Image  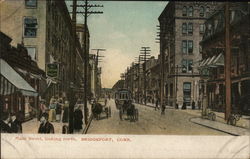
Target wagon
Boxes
[91,100,111,120]
[115,89,138,121]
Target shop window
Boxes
[188,23,193,35]
[25,0,37,8]
[182,23,187,34]
[182,6,187,16]
[24,17,38,37]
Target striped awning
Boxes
[0,59,38,96]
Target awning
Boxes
[211,53,224,66]
[0,59,38,96]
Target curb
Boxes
[190,117,249,136]
[82,114,93,134]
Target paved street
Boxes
[87,99,227,135]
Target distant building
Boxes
[158,2,219,107]
[199,2,250,114]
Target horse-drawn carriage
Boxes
[115,89,138,121]
[91,99,111,120]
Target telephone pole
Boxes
[72,0,103,126]
[91,49,105,99]
[140,47,151,105]
[225,2,231,120]
[68,0,78,134]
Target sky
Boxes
[67,1,168,88]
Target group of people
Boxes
[39,96,69,124]
[38,98,85,134]
[0,112,22,133]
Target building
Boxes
[0,0,85,102]
[158,2,218,107]
[145,57,161,104]
[199,2,250,114]
[0,31,45,120]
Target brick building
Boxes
[199,2,250,114]
[158,2,218,108]
[0,0,86,102]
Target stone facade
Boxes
[159,2,218,107]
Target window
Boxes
[199,24,205,33]
[188,6,193,17]
[183,82,192,105]
[182,40,187,54]
[200,6,205,17]
[182,59,193,73]
[182,6,187,16]
[182,23,187,34]
[26,47,37,61]
[188,23,193,34]
[188,40,193,54]
[206,7,210,17]
[24,17,37,37]
[25,0,37,8]
[182,59,187,73]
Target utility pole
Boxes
[225,2,231,120]
[73,0,103,125]
[68,0,77,134]
[140,47,151,105]
[156,24,167,111]
[134,56,141,103]
[91,49,105,99]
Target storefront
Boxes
[0,59,38,121]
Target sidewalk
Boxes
[137,102,250,135]
[22,102,93,134]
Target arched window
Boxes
[188,6,193,17]
[182,6,187,16]
[200,6,205,17]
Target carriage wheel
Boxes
[135,109,139,121]
[109,107,111,117]
[119,109,123,120]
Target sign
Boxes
[46,63,58,78]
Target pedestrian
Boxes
[161,104,165,115]
[39,99,47,119]
[38,113,54,134]
[55,98,63,122]
[104,97,107,106]
[10,112,22,133]
[0,112,12,133]
[62,100,69,123]
[48,97,56,122]
[192,100,196,110]
[155,98,159,111]
[182,102,187,110]
[73,104,83,133]
[198,100,201,110]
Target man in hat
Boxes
[38,113,54,134]
[10,112,22,133]
[0,112,12,133]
